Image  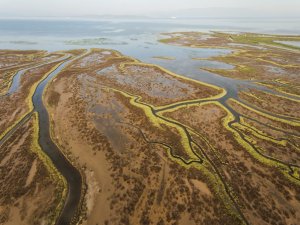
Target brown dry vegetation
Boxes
[0,117,64,225]
[164,103,300,225]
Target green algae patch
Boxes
[152,56,176,60]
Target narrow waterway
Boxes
[7,55,70,95]
[31,57,82,225]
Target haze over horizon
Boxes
[0,0,300,18]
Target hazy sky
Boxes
[0,0,300,17]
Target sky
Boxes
[0,0,300,17]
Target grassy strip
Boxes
[238,38,300,51]
[229,98,300,127]
[218,102,300,185]
[239,117,288,146]
[238,92,300,122]
[160,32,300,51]
[257,58,299,68]
[254,82,300,98]
[152,56,175,60]
[224,32,300,51]
[234,121,300,156]
[159,37,233,50]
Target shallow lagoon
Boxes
[0,18,299,96]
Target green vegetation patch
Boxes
[65,38,127,45]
